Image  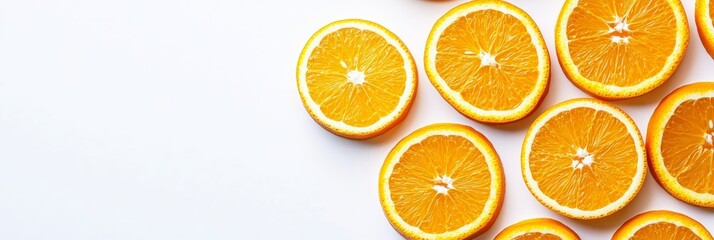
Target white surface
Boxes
[0,0,712,239]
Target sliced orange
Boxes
[296,19,417,139]
[696,0,714,58]
[379,123,504,239]
[555,0,689,100]
[424,0,550,124]
[612,210,713,240]
[494,218,580,240]
[647,82,714,208]
[521,98,647,219]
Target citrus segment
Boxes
[647,82,714,207]
[379,123,504,239]
[425,0,550,123]
[494,218,580,240]
[296,19,417,139]
[522,98,646,219]
[612,210,713,240]
[556,0,688,99]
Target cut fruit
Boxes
[424,0,550,123]
[494,218,580,240]
[612,210,713,240]
[296,19,417,139]
[696,0,714,58]
[521,98,646,219]
[555,0,689,100]
[647,82,714,208]
[379,123,504,239]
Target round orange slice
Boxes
[494,218,580,240]
[696,0,714,58]
[522,98,647,219]
[379,123,505,239]
[612,210,713,240]
[424,0,550,124]
[647,82,714,208]
[555,0,689,100]
[296,19,417,139]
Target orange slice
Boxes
[379,123,505,239]
[647,82,714,208]
[696,0,714,58]
[555,0,689,100]
[296,19,417,139]
[494,218,580,240]
[424,0,550,124]
[612,210,713,240]
[521,98,647,219]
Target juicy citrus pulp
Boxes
[494,218,580,240]
[296,19,417,139]
[522,98,646,219]
[555,0,689,99]
[647,82,714,207]
[379,123,504,239]
[612,210,713,240]
[424,0,550,123]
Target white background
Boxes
[0,0,712,239]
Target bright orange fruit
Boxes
[696,0,714,58]
[647,82,714,208]
[296,19,417,139]
[494,218,580,240]
[424,0,550,123]
[522,98,647,219]
[612,210,713,240]
[556,0,689,99]
[379,123,504,239]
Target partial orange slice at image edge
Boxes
[612,210,713,240]
[296,19,417,139]
[696,0,714,58]
[494,218,580,240]
[647,82,714,208]
[379,123,505,239]
[556,0,688,99]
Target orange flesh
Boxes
[513,233,562,240]
[389,135,491,234]
[529,108,637,210]
[661,98,714,194]
[630,222,700,239]
[306,28,406,127]
[435,9,539,110]
[566,0,676,86]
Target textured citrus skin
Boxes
[696,0,714,58]
[612,210,714,240]
[424,0,550,124]
[522,98,647,219]
[555,0,689,100]
[647,82,714,208]
[379,123,505,239]
[296,19,417,139]
[494,218,580,240]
